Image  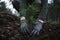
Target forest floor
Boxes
[0,13,60,40]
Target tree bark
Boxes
[38,0,48,21]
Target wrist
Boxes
[38,19,47,23]
[20,16,26,21]
[38,19,44,23]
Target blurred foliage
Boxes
[20,4,40,24]
[20,3,60,24]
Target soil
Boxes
[0,13,60,40]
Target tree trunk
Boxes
[38,0,48,21]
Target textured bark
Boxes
[38,0,48,20]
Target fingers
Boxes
[20,20,43,36]
[37,32,39,36]
[20,24,30,35]
[32,30,37,36]
[20,27,30,34]
[26,27,30,34]
[30,22,43,36]
[30,29,40,36]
